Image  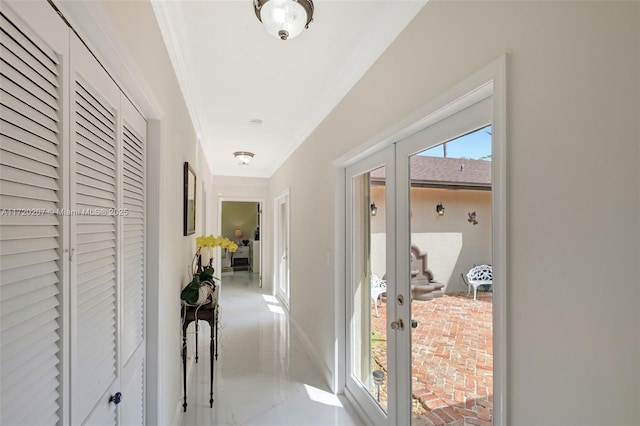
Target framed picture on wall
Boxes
[184,162,196,236]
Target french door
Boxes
[345,96,494,425]
[345,145,411,425]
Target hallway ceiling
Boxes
[152,0,426,178]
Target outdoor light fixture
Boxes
[233,151,255,165]
[372,370,385,401]
[436,203,445,216]
[253,0,314,41]
[370,202,378,216]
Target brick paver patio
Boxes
[372,292,493,425]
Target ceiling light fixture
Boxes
[234,151,255,165]
[253,0,314,41]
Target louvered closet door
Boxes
[119,96,146,426]
[0,3,68,425]
[70,33,121,425]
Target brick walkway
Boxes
[372,293,493,425]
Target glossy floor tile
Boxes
[180,271,364,426]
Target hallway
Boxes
[180,271,363,426]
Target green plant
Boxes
[372,330,386,343]
[180,262,219,304]
[180,233,238,305]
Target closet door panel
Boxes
[120,97,145,366]
[118,96,146,425]
[70,33,120,426]
[0,2,68,425]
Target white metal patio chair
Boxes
[371,275,387,317]
[464,264,493,301]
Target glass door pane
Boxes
[352,169,388,411]
[346,146,396,425]
[406,124,494,425]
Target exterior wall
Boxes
[371,186,492,293]
[269,2,640,424]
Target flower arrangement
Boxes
[181,235,239,305]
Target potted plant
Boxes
[181,235,238,306]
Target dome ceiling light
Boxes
[234,151,255,165]
[253,0,314,41]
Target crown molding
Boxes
[53,0,164,119]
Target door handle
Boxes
[390,319,404,331]
[109,392,122,405]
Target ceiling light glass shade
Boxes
[233,151,255,165]
[254,0,314,41]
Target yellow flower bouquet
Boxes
[181,235,239,305]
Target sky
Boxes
[418,125,492,160]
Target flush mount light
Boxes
[234,151,255,165]
[253,0,314,41]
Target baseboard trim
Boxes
[289,314,334,390]
[344,386,374,426]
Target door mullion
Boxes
[393,143,412,426]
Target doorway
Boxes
[219,200,263,284]
[275,190,291,309]
[342,68,507,425]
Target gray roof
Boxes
[370,156,491,188]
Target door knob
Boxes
[390,319,404,331]
[109,392,122,405]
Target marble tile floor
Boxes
[180,271,364,426]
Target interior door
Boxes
[1,2,146,424]
[119,87,147,426]
[275,191,290,307]
[70,31,121,425]
[70,31,147,425]
[0,2,68,424]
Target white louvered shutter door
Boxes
[0,3,68,425]
[69,33,120,425]
[119,96,146,426]
[120,98,144,365]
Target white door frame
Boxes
[274,190,291,309]
[344,146,397,425]
[217,197,265,286]
[335,55,508,425]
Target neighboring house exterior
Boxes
[371,156,492,293]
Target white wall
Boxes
[60,1,215,424]
[269,2,640,424]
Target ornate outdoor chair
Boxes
[463,264,493,301]
[371,274,387,317]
